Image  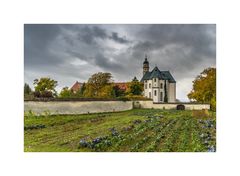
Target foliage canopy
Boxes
[126,77,143,96]
[33,77,58,98]
[188,67,216,110]
[84,72,114,98]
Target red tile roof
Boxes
[114,82,128,91]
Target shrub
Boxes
[24,124,46,130]
[41,90,53,98]
[125,95,149,100]
[116,97,130,101]
[192,109,210,118]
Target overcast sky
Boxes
[24,24,216,101]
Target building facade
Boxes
[140,56,176,103]
[70,81,83,93]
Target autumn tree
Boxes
[84,72,114,98]
[188,67,216,111]
[126,77,143,95]
[33,77,58,98]
[98,84,115,98]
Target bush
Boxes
[33,90,53,98]
[125,95,149,100]
[33,91,41,98]
[116,97,130,101]
[41,90,53,98]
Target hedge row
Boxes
[24,97,151,102]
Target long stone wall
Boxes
[24,100,210,115]
[135,101,210,110]
[24,101,133,115]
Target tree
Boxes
[24,83,32,95]
[98,84,115,98]
[126,77,143,95]
[113,85,125,97]
[84,72,114,98]
[79,82,86,96]
[33,77,58,98]
[188,67,216,111]
[59,87,72,98]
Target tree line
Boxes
[24,72,144,100]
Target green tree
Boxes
[79,82,86,96]
[126,77,143,95]
[59,87,72,98]
[84,72,113,97]
[188,67,216,111]
[33,77,58,98]
[24,83,32,95]
[113,85,125,97]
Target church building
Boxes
[140,56,176,103]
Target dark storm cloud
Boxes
[24,24,216,101]
[131,24,215,59]
[94,53,124,71]
[77,26,108,44]
[110,32,129,44]
[129,24,215,77]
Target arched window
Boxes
[160,83,163,89]
[149,83,151,88]
[177,104,185,110]
[154,90,157,96]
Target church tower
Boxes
[143,55,149,76]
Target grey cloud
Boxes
[72,25,130,45]
[136,24,216,59]
[24,24,62,67]
[129,24,216,75]
[77,25,108,45]
[94,53,124,72]
[110,32,130,44]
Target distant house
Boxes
[140,55,176,103]
[70,81,83,93]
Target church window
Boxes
[160,92,163,101]
[160,83,163,89]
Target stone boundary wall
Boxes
[24,101,133,115]
[135,101,210,110]
[24,100,210,115]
